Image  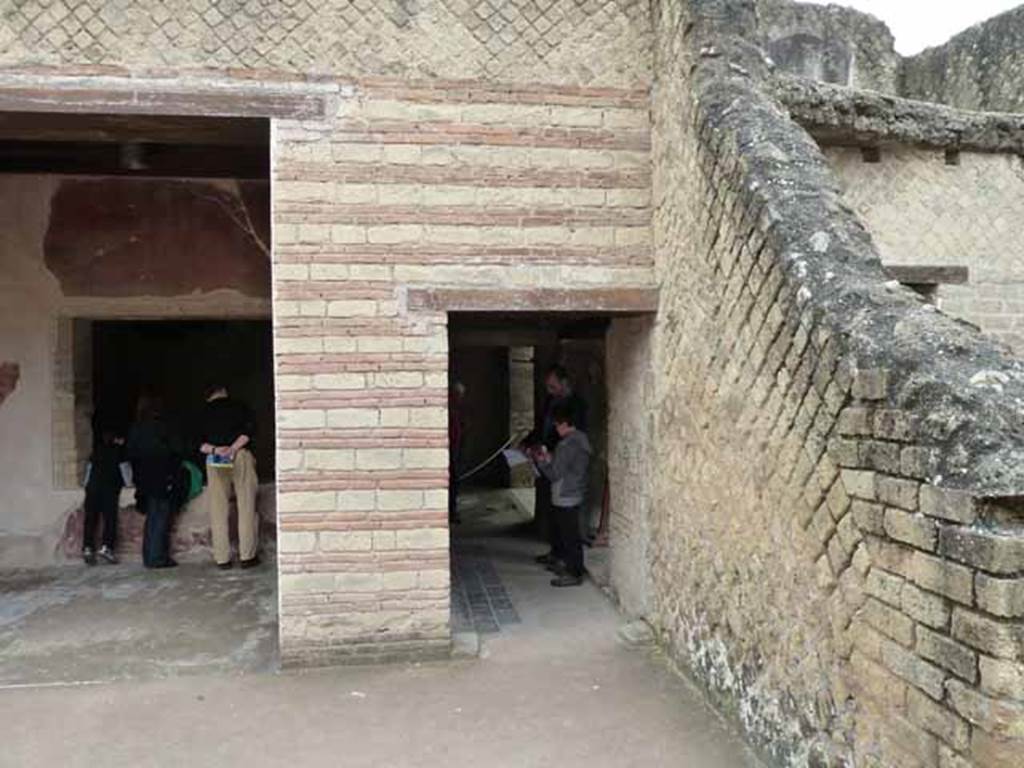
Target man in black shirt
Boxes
[197,384,259,569]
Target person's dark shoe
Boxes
[545,560,566,574]
[82,547,97,566]
[153,559,178,569]
[551,574,584,587]
[216,561,233,570]
[98,545,118,565]
[239,555,261,569]
[534,552,557,566]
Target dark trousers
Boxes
[142,496,175,567]
[448,450,460,523]
[83,483,120,551]
[552,504,584,577]
[536,478,556,552]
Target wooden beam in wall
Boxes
[884,265,969,286]
[0,84,328,119]
[0,112,268,146]
[0,140,268,178]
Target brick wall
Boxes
[825,146,1024,354]
[648,1,1024,766]
[271,77,654,664]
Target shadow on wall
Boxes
[0,361,19,408]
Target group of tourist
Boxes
[447,363,593,587]
[80,384,260,571]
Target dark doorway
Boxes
[451,346,510,489]
[91,319,275,474]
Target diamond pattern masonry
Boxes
[0,0,652,87]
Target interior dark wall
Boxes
[559,339,608,513]
[44,178,270,298]
[91,320,275,475]
[452,346,509,488]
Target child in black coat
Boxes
[82,412,125,565]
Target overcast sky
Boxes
[802,0,1022,54]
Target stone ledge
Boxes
[774,75,1024,153]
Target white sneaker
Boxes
[98,546,118,565]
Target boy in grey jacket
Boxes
[534,402,592,587]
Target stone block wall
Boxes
[649,1,1024,766]
[824,146,1024,355]
[271,77,654,664]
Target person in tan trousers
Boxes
[197,384,260,569]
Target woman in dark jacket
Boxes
[127,395,182,569]
[82,410,125,565]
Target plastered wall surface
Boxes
[0,174,271,566]
[826,147,1024,354]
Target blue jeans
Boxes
[142,496,175,567]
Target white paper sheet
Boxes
[501,448,530,467]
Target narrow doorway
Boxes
[447,313,611,639]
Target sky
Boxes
[802,0,1022,54]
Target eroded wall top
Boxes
[758,0,900,93]
[902,5,1024,113]
[0,0,652,88]
[762,0,1024,114]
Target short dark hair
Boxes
[546,364,569,383]
[136,393,164,421]
[551,402,575,427]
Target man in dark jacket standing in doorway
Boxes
[522,364,588,568]
[197,384,259,570]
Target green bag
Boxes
[181,460,204,503]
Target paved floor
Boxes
[0,491,760,767]
[0,562,277,685]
